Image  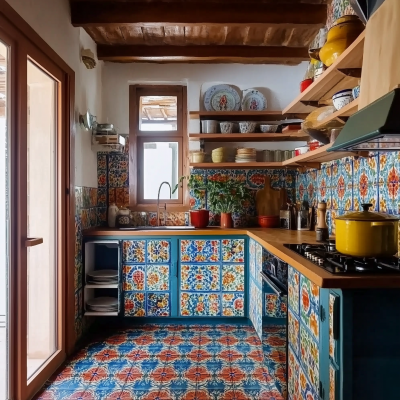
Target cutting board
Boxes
[359,0,400,109]
[255,176,284,216]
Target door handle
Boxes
[25,238,43,247]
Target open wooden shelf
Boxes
[189,110,306,120]
[189,132,308,142]
[282,143,356,166]
[190,162,285,169]
[283,31,365,114]
[313,98,359,130]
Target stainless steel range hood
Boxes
[328,88,400,152]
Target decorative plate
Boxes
[203,84,241,111]
[241,89,267,111]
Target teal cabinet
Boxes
[122,239,175,317]
[288,265,320,400]
[179,238,245,317]
[121,236,247,319]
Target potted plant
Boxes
[174,175,252,228]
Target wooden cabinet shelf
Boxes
[189,132,308,142]
[313,98,359,130]
[283,31,365,114]
[190,162,286,169]
[189,110,305,120]
[282,143,356,166]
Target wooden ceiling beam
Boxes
[71,1,327,27]
[97,45,309,64]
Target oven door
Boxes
[261,271,287,322]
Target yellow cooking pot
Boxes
[320,15,365,67]
[335,204,399,257]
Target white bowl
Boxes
[332,89,354,111]
[239,121,257,133]
[260,124,278,133]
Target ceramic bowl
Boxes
[211,154,225,163]
[192,152,205,163]
[332,89,354,110]
[260,124,279,133]
[220,121,234,134]
[352,85,361,99]
[239,121,256,133]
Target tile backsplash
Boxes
[97,150,296,228]
[297,152,400,235]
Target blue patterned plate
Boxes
[241,89,267,111]
[203,84,241,111]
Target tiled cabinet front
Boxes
[288,265,320,400]
[179,238,245,317]
[123,239,173,317]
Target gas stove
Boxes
[284,242,400,274]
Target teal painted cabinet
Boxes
[121,236,246,318]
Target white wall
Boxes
[5,0,102,187]
[102,62,308,152]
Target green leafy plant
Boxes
[173,175,252,214]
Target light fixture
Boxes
[81,49,96,70]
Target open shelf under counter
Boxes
[190,162,286,169]
[283,31,365,114]
[189,110,306,120]
[189,132,308,142]
[282,143,356,168]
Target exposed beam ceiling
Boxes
[97,45,309,64]
[71,1,327,27]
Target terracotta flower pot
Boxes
[220,212,233,228]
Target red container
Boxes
[300,78,313,93]
[258,215,279,228]
[189,210,209,228]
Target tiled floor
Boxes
[34,324,286,400]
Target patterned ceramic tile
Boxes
[123,264,145,291]
[288,309,300,357]
[97,153,107,170]
[221,264,244,291]
[147,293,170,316]
[255,242,263,278]
[123,240,146,263]
[147,240,170,263]
[97,188,107,207]
[249,280,262,340]
[288,266,300,315]
[97,207,107,226]
[97,169,107,188]
[288,346,300,400]
[299,363,318,400]
[249,238,256,279]
[300,324,319,394]
[222,293,244,316]
[124,292,146,317]
[221,239,245,262]
[180,264,220,291]
[180,240,220,262]
[82,187,91,208]
[146,264,169,291]
[334,159,353,210]
[379,152,400,214]
[330,364,337,400]
[180,292,220,316]
[247,170,266,189]
[300,275,320,342]
[329,293,339,363]
[265,294,287,318]
[75,186,82,215]
[317,166,332,204]
[108,169,129,188]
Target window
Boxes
[129,85,188,209]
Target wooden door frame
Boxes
[0,2,76,399]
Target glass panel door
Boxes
[0,39,10,400]
[26,60,58,379]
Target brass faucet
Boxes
[157,181,172,226]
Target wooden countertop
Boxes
[83,227,400,289]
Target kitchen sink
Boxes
[119,226,196,231]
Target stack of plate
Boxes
[86,297,118,313]
[235,148,257,163]
[87,269,118,285]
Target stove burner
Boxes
[284,243,400,274]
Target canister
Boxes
[263,150,273,162]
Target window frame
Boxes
[129,85,188,210]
